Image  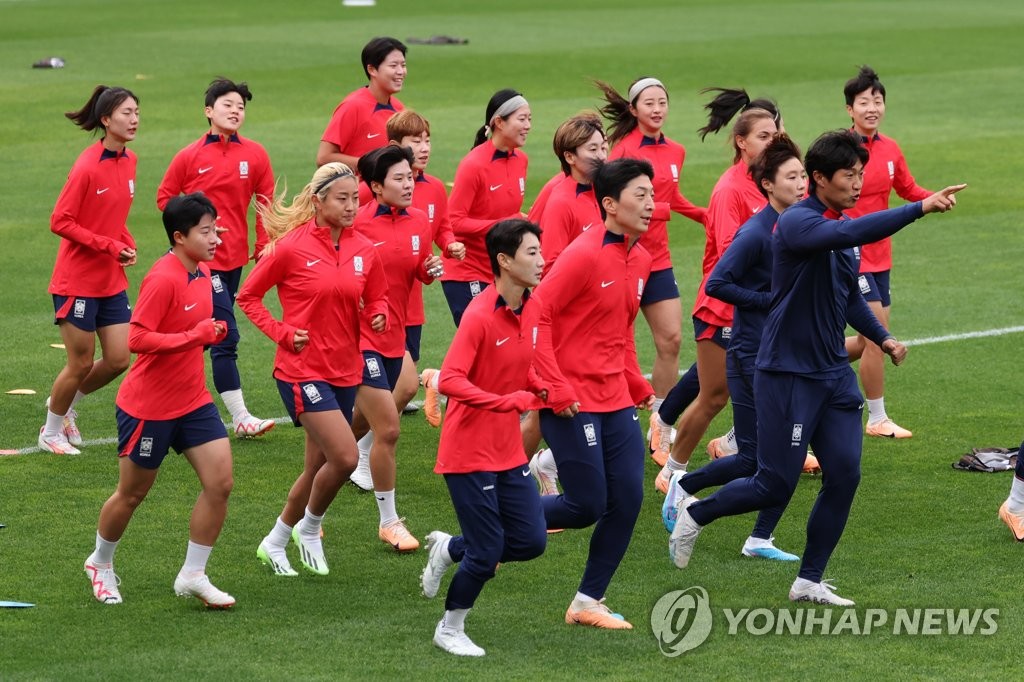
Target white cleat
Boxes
[233,415,276,439]
[173,571,235,608]
[38,427,80,455]
[433,620,485,657]
[256,541,298,577]
[421,531,454,598]
[84,559,122,604]
[668,497,702,569]
[528,449,559,496]
[788,578,855,606]
[47,396,83,446]
[292,522,329,575]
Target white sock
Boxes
[265,516,293,549]
[43,409,65,437]
[792,577,817,590]
[571,591,599,610]
[724,427,737,450]
[1008,477,1024,515]
[442,608,469,630]
[666,457,687,473]
[301,508,324,537]
[357,431,375,458]
[181,540,213,575]
[92,531,119,565]
[536,448,556,472]
[220,389,250,423]
[70,390,85,410]
[651,397,664,414]
[375,490,399,526]
[866,397,887,425]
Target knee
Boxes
[215,326,240,353]
[393,381,417,407]
[208,473,234,502]
[568,494,606,526]
[116,488,148,511]
[655,328,682,356]
[107,352,131,375]
[374,419,400,447]
[66,357,94,381]
[702,387,730,413]
[519,530,547,562]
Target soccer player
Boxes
[596,77,706,452]
[237,163,389,577]
[654,90,778,492]
[841,66,934,439]
[662,134,806,563]
[348,110,466,463]
[420,219,548,657]
[156,77,276,439]
[316,36,406,168]
[441,88,530,327]
[348,145,442,552]
[650,90,785,466]
[668,130,964,606]
[531,158,656,629]
[524,113,608,493]
[84,193,235,608]
[40,86,139,455]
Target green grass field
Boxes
[1,0,1022,678]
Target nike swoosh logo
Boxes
[496,337,510,346]
[198,166,213,174]
[632,413,639,421]
[373,241,386,247]
[581,223,593,231]
[184,303,198,311]
[489,184,502,191]
[376,496,385,501]
[96,188,109,195]
[306,259,321,267]
[601,280,615,288]
[522,469,531,477]
[367,133,381,139]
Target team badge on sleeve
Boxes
[427,204,435,221]
[532,326,538,348]
[637,279,645,300]
[670,164,679,181]
[518,177,525,194]
[128,179,135,196]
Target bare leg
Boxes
[668,340,729,466]
[641,298,682,398]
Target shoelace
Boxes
[386,518,414,540]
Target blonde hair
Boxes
[258,163,356,250]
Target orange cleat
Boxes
[420,368,442,428]
[998,501,1024,541]
[565,599,633,629]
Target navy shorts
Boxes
[361,351,404,392]
[442,280,490,327]
[276,379,356,426]
[53,291,132,332]
[857,270,891,307]
[116,402,227,470]
[639,267,680,306]
[692,315,731,350]
[405,325,422,363]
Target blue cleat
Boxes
[741,536,799,561]
[661,470,688,533]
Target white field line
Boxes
[6,325,1023,455]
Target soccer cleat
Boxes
[669,497,702,568]
[349,452,373,491]
[84,559,122,604]
[789,578,854,607]
[565,599,633,630]
[865,418,912,439]
[433,620,485,657]
[257,541,298,577]
[173,572,236,608]
[420,368,442,428]
[706,435,737,460]
[38,426,81,455]
[661,470,690,532]
[742,536,799,561]
[648,414,675,467]
[803,452,821,474]
[291,523,329,575]
[233,415,276,439]
[421,531,454,598]
[998,501,1024,541]
[529,449,559,496]
[654,466,673,495]
[379,517,420,552]
[402,400,422,414]
[47,396,83,446]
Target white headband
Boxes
[485,95,529,138]
[628,77,665,103]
